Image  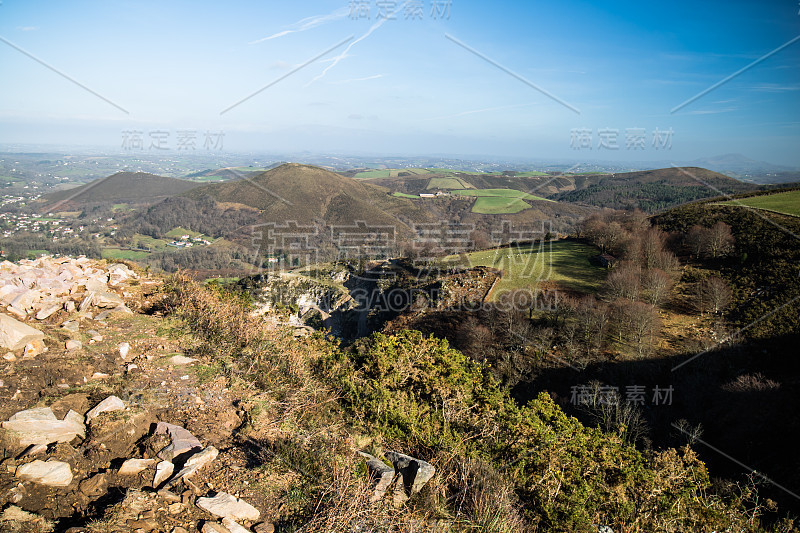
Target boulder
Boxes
[85,395,126,422]
[222,517,252,533]
[384,451,435,495]
[168,446,218,485]
[0,313,44,350]
[2,407,85,446]
[196,492,260,522]
[365,456,395,502]
[65,339,82,351]
[154,460,174,487]
[15,459,73,487]
[155,422,202,461]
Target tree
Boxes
[707,221,735,258]
[694,276,733,315]
[611,299,661,357]
[641,268,672,307]
[601,263,640,301]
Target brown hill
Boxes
[43,172,200,207]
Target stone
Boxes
[253,523,275,533]
[196,492,260,522]
[365,456,395,502]
[85,395,126,422]
[79,472,108,496]
[384,451,435,495]
[0,313,44,350]
[49,393,90,419]
[169,355,198,365]
[155,422,202,461]
[23,339,46,358]
[2,407,85,446]
[127,518,158,531]
[169,502,183,514]
[158,488,182,502]
[169,446,218,485]
[93,291,125,308]
[222,517,252,533]
[65,339,82,351]
[154,460,174,487]
[202,523,231,533]
[35,304,61,320]
[3,352,16,361]
[119,458,156,475]
[172,528,189,533]
[15,459,73,487]
[119,342,130,359]
[61,320,79,333]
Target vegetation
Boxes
[716,189,800,217]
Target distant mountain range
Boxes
[43,172,199,207]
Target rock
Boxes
[384,451,435,495]
[119,458,156,475]
[169,446,218,485]
[169,355,198,365]
[2,406,85,446]
[23,339,46,358]
[154,460,175,487]
[222,517,252,533]
[119,342,130,359]
[3,352,17,361]
[172,528,189,533]
[0,313,45,350]
[169,502,183,514]
[155,422,202,461]
[595,526,614,533]
[93,290,125,308]
[64,300,76,312]
[79,472,108,496]
[60,320,79,333]
[87,409,153,459]
[364,455,395,502]
[65,339,82,351]
[196,492,260,522]
[85,395,126,422]
[35,304,61,320]
[15,459,73,487]
[0,505,53,530]
[158,488,182,502]
[253,523,275,533]
[127,518,159,531]
[202,522,231,533]
[49,392,90,419]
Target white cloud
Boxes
[250,7,349,44]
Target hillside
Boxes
[182,163,436,232]
[554,166,757,212]
[42,172,200,207]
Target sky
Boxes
[0,0,798,165]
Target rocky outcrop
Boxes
[2,406,85,446]
[0,313,45,350]
[15,459,73,487]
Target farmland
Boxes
[447,240,606,296]
[716,189,800,217]
[450,188,554,213]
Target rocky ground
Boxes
[0,257,274,533]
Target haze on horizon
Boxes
[0,0,798,166]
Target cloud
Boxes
[306,3,406,86]
[250,7,349,44]
[329,74,384,84]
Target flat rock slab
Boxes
[197,492,260,522]
[85,395,126,422]
[0,313,44,350]
[16,459,73,487]
[154,460,174,487]
[3,407,85,446]
[119,458,156,475]
[385,451,436,495]
[156,421,202,461]
[222,517,252,533]
[169,355,198,365]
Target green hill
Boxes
[182,163,436,232]
[43,172,200,206]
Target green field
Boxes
[165,227,202,239]
[515,171,549,177]
[717,190,800,218]
[447,240,606,296]
[472,197,532,214]
[392,192,420,199]
[427,177,473,190]
[450,188,553,214]
[102,248,150,260]
[451,189,552,201]
[353,168,431,179]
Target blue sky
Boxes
[0,0,798,164]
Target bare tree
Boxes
[601,263,641,301]
[707,221,735,258]
[694,276,733,315]
[641,268,673,307]
[612,299,661,357]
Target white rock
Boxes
[222,517,252,533]
[85,395,125,422]
[196,492,260,522]
[153,460,174,487]
[169,446,219,485]
[202,523,231,533]
[118,458,156,475]
[65,339,82,351]
[118,342,130,359]
[0,313,44,351]
[15,459,73,487]
[2,407,85,446]
[35,304,60,320]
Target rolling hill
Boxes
[553,166,758,212]
[42,172,200,207]
[181,163,438,234]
